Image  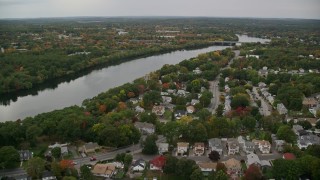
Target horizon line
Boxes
[1,15,319,21]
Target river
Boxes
[0,35,270,122]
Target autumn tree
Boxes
[244,164,263,180]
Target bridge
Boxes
[211,41,238,46]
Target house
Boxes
[42,171,57,180]
[152,105,165,116]
[292,125,304,136]
[208,138,223,155]
[252,140,271,154]
[259,67,268,77]
[297,134,320,149]
[246,153,261,167]
[194,143,205,156]
[186,106,195,114]
[82,142,100,154]
[223,158,241,178]
[243,141,255,154]
[193,67,202,74]
[277,103,288,115]
[227,138,239,155]
[191,99,200,106]
[198,162,217,174]
[135,106,145,113]
[283,153,296,160]
[246,54,260,59]
[150,156,166,170]
[129,98,139,105]
[134,122,155,135]
[19,150,33,161]
[91,163,116,178]
[237,136,245,147]
[274,140,286,152]
[162,96,172,103]
[302,98,318,108]
[157,143,169,154]
[132,159,146,172]
[48,142,69,155]
[177,142,189,156]
[167,89,176,94]
[174,110,187,120]
[177,90,187,96]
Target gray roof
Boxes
[134,122,155,130]
[84,142,99,150]
[208,138,222,149]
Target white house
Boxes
[252,140,271,154]
[227,138,239,155]
[152,105,165,116]
[186,106,195,114]
[177,142,189,156]
[132,159,146,172]
[157,143,169,154]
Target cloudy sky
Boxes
[0,0,319,19]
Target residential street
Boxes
[252,87,272,116]
[208,50,240,114]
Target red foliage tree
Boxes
[244,164,263,180]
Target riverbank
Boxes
[0,45,230,121]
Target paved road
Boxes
[252,87,272,116]
[73,135,166,169]
[207,50,240,114]
[0,168,26,178]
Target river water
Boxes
[0,35,270,122]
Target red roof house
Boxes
[150,155,166,170]
[283,153,296,160]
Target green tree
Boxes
[190,168,204,180]
[276,125,296,144]
[26,157,45,179]
[208,150,220,162]
[231,93,249,109]
[26,125,43,145]
[51,162,62,179]
[80,165,95,180]
[305,145,320,158]
[0,146,20,169]
[196,109,211,121]
[242,116,256,131]
[213,170,228,180]
[163,155,178,174]
[200,90,213,107]
[297,121,312,130]
[51,147,61,159]
[142,135,158,155]
[175,158,197,180]
[124,154,133,172]
[140,112,157,124]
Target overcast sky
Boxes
[0,0,319,19]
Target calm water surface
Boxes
[0,35,269,121]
